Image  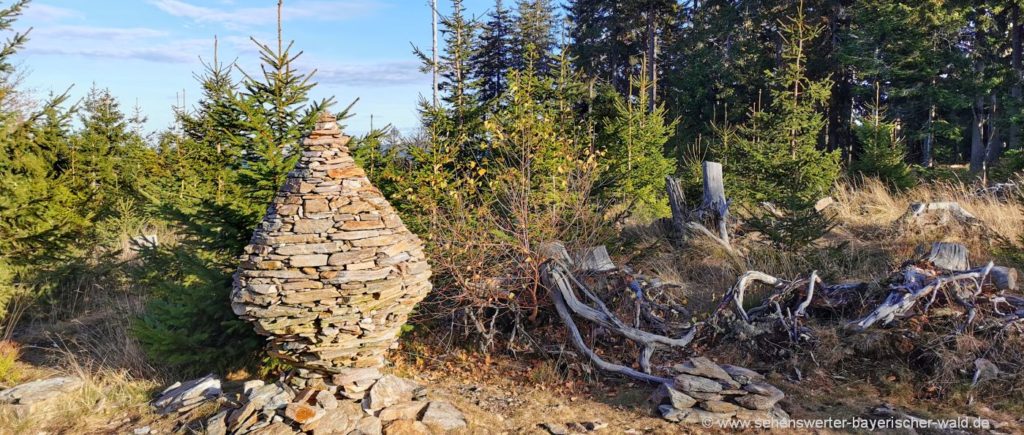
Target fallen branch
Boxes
[541,262,697,383]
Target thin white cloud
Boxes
[22,3,80,22]
[148,0,386,27]
[35,26,169,40]
[310,60,427,87]
[26,38,210,64]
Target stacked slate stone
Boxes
[651,357,789,425]
[231,112,432,384]
[148,374,466,434]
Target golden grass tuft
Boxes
[0,349,159,434]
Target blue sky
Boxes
[11,0,495,136]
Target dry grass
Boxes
[833,177,1024,257]
[614,176,1024,422]
[625,178,1024,314]
[0,349,159,434]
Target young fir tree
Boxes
[851,84,916,190]
[717,4,841,250]
[718,5,840,207]
[415,0,483,167]
[136,16,332,372]
[597,70,677,219]
[230,35,331,222]
[470,0,514,104]
[68,87,153,219]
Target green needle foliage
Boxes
[134,30,334,374]
[852,88,916,191]
[596,70,677,220]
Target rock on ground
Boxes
[152,374,221,415]
[0,376,83,405]
[365,375,423,411]
[420,401,467,431]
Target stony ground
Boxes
[1,340,1023,434]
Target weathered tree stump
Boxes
[665,161,733,250]
[699,162,729,244]
[926,242,970,271]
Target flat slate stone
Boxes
[151,375,221,414]
[720,364,765,384]
[365,375,422,411]
[743,382,784,400]
[674,374,723,393]
[420,401,467,431]
[648,383,697,410]
[673,357,732,382]
[0,376,83,405]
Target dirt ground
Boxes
[1,334,1023,434]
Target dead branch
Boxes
[541,262,698,384]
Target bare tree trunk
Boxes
[646,7,657,113]
[970,97,986,174]
[431,0,439,108]
[1012,5,1022,151]
[922,102,935,167]
[986,94,1001,165]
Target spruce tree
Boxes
[512,0,559,75]
[851,85,916,190]
[597,72,677,219]
[136,14,333,371]
[471,0,514,103]
[414,0,484,173]
[718,4,840,207]
[715,4,841,250]
[232,33,332,222]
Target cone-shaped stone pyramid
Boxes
[232,112,431,376]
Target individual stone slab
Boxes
[364,375,423,411]
[674,374,723,393]
[0,376,83,405]
[420,401,467,431]
[232,112,433,379]
[151,375,221,415]
[648,383,697,410]
[720,364,765,385]
[673,357,732,382]
[353,416,383,435]
[377,401,427,422]
[284,402,323,425]
[742,382,785,400]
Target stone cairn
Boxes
[188,112,467,434]
[651,357,790,426]
[231,112,432,385]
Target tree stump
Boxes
[700,162,729,244]
[926,242,970,272]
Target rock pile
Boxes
[650,357,789,425]
[154,373,466,435]
[231,112,432,381]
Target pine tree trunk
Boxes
[432,0,439,108]
[970,97,986,174]
[986,93,1000,165]
[1012,5,1022,151]
[922,103,935,167]
[646,7,657,113]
